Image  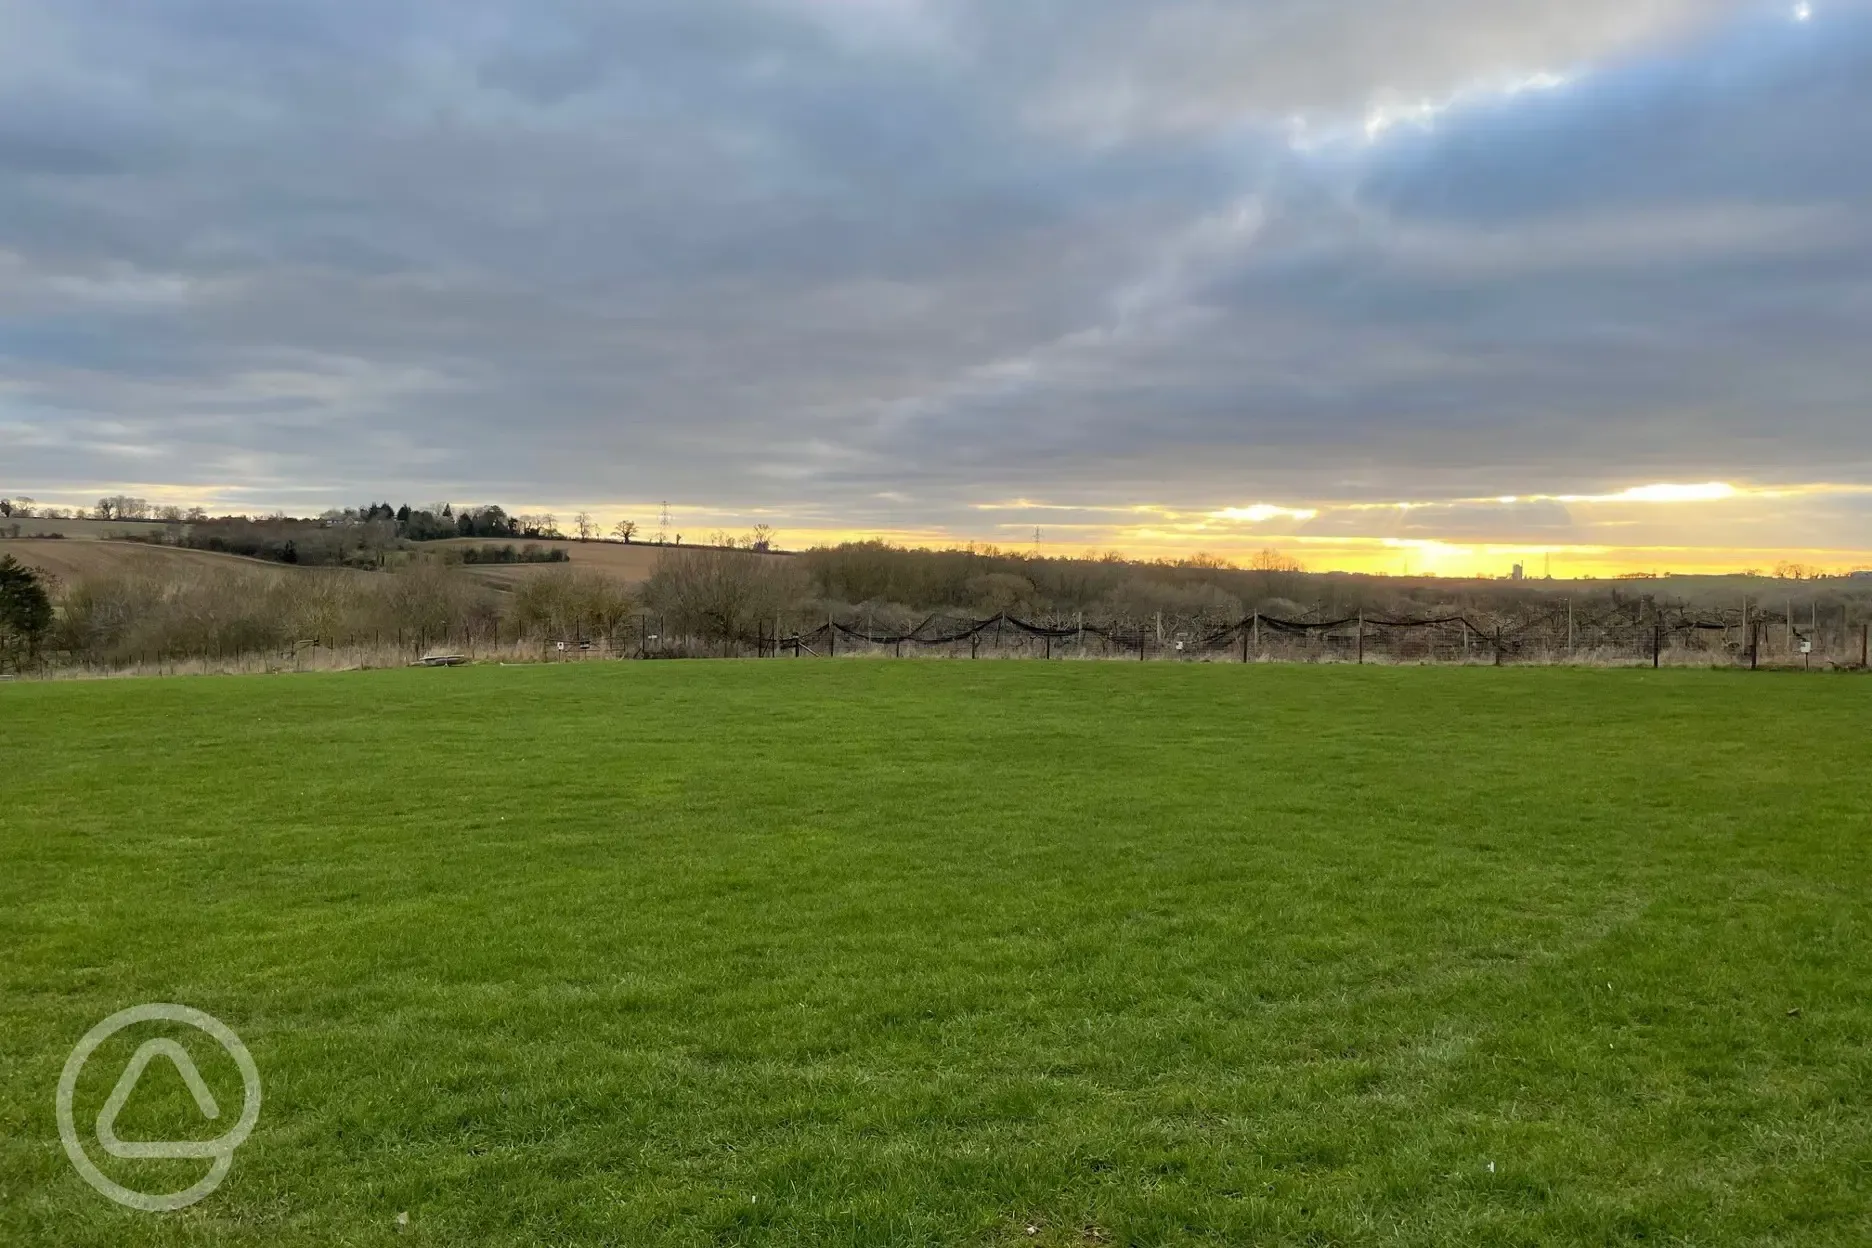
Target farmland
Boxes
[1,663,1868,1246]
[0,537,296,586]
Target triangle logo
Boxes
[95,1038,225,1160]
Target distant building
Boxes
[1511,563,1525,581]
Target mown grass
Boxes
[1,662,1867,1246]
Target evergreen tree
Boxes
[0,555,53,665]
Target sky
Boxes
[2,0,1870,576]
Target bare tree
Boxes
[748,523,776,552]
[95,495,151,521]
[612,519,638,543]
[644,545,806,650]
[1247,547,1306,604]
[1249,548,1305,573]
[574,511,596,542]
[507,569,635,645]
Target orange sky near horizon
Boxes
[17,479,1872,580]
[616,479,1872,579]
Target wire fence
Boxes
[664,601,1869,670]
[8,601,1868,680]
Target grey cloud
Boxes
[1,0,1869,533]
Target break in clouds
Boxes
[2,0,1870,561]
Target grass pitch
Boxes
[1,663,1867,1246]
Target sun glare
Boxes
[1211,504,1320,524]
[1593,482,1739,505]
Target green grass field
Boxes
[2,663,1868,1246]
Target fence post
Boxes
[1253,612,1259,654]
[828,618,836,659]
[1567,599,1574,654]
[1653,611,1662,669]
[1862,621,1869,669]
[1241,625,1249,664]
[1750,620,1759,671]
[1494,626,1503,667]
[1357,611,1364,665]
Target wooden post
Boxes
[1566,599,1574,653]
[1653,610,1661,669]
[1044,633,1051,661]
[971,633,979,660]
[1750,620,1759,671]
[1494,626,1503,667]
[1241,625,1249,664]
[1357,610,1364,665]
[828,618,836,658]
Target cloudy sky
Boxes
[3,0,1869,574]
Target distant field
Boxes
[0,537,291,584]
[0,516,185,541]
[433,538,787,588]
[0,535,678,590]
[1,664,1867,1246]
[429,537,668,588]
